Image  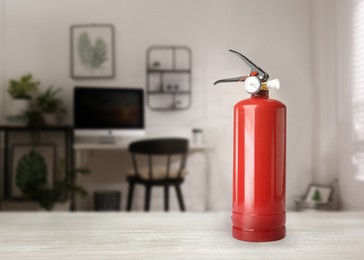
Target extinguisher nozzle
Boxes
[266,79,280,90]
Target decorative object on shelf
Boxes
[71,24,115,79]
[7,73,40,124]
[295,183,335,211]
[152,61,161,68]
[12,144,56,198]
[5,115,26,125]
[34,86,66,125]
[192,128,203,145]
[304,184,334,204]
[0,125,75,210]
[146,45,192,110]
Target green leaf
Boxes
[33,85,65,113]
[16,149,47,192]
[16,152,91,210]
[78,32,107,70]
[92,38,107,68]
[8,73,39,98]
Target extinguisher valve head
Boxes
[213,50,280,94]
[244,76,261,94]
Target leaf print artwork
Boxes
[78,32,108,70]
[71,25,114,78]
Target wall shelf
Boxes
[147,69,191,73]
[148,91,190,94]
[146,46,192,111]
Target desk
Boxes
[0,212,363,259]
[73,142,213,211]
[74,142,213,150]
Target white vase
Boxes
[10,98,30,116]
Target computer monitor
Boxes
[74,87,145,142]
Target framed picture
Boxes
[71,24,115,79]
[304,184,334,204]
[10,144,57,199]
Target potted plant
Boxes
[7,73,39,118]
[34,86,66,125]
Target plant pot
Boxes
[42,112,58,126]
[36,201,71,212]
[9,97,30,116]
[52,201,71,211]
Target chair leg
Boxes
[126,181,135,211]
[164,185,169,212]
[144,185,152,211]
[175,184,185,212]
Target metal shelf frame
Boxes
[146,46,192,111]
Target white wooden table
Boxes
[0,212,363,259]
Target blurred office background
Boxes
[0,0,362,212]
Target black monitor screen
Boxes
[74,87,144,129]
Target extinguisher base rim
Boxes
[232,226,286,242]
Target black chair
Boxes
[126,138,188,212]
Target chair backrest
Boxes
[128,138,189,180]
[129,138,188,155]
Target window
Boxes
[352,0,364,181]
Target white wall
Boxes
[0,0,317,211]
[336,0,364,210]
[311,0,338,185]
[312,0,364,210]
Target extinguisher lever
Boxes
[213,76,246,86]
[213,50,270,86]
[228,49,269,82]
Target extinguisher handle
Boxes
[213,50,270,87]
[228,50,269,82]
[213,76,247,86]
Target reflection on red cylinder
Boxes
[232,90,286,242]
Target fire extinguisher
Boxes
[214,50,286,242]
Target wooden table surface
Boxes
[0,212,363,259]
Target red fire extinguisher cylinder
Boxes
[232,90,286,242]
